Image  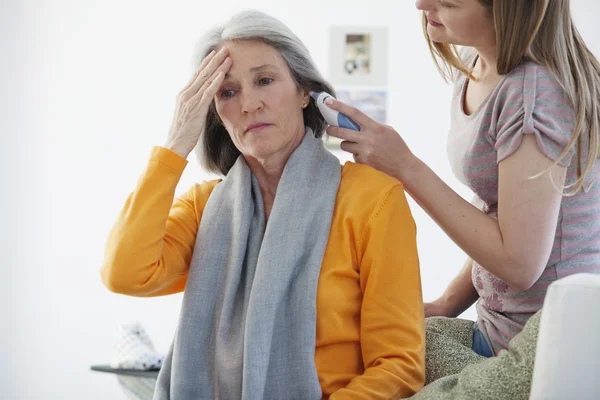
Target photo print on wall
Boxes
[328,26,388,86]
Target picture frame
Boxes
[328,26,388,87]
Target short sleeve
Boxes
[494,63,576,166]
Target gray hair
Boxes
[192,10,335,176]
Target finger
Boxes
[326,99,376,129]
[200,70,226,105]
[183,50,216,90]
[191,60,230,104]
[326,126,362,143]
[188,47,230,95]
[339,140,361,155]
[353,153,364,164]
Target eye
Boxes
[439,0,455,8]
[258,77,273,85]
[220,89,235,98]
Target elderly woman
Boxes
[101,10,424,400]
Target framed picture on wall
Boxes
[328,26,388,86]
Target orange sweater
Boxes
[101,146,425,399]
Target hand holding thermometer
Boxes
[310,91,361,132]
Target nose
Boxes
[415,0,437,11]
[240,89,264,115]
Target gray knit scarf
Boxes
[153,128,342,399]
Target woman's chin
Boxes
[242,142,279,162]
[427,26,447,42]
[240,133,302,164]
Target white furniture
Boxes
[530,273,600,400]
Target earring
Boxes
[301,102,308,109]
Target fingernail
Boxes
[224,57,231,64]
[325,97,333,105]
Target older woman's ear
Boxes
[301,90,310,109]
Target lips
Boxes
[245,122,272,133]
[427,17,443,27]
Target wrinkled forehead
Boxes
[221,40,285,67]
[218,40,292,80]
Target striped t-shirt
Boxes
[447,56,600,354]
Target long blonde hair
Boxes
[424,0,600,194]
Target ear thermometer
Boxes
[310,91,361,131]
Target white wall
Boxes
[3,0,598,398]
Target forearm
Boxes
[439,258,479,317]
[399,158,530,290]
[101,147,192,295]
[330,356,424,400]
